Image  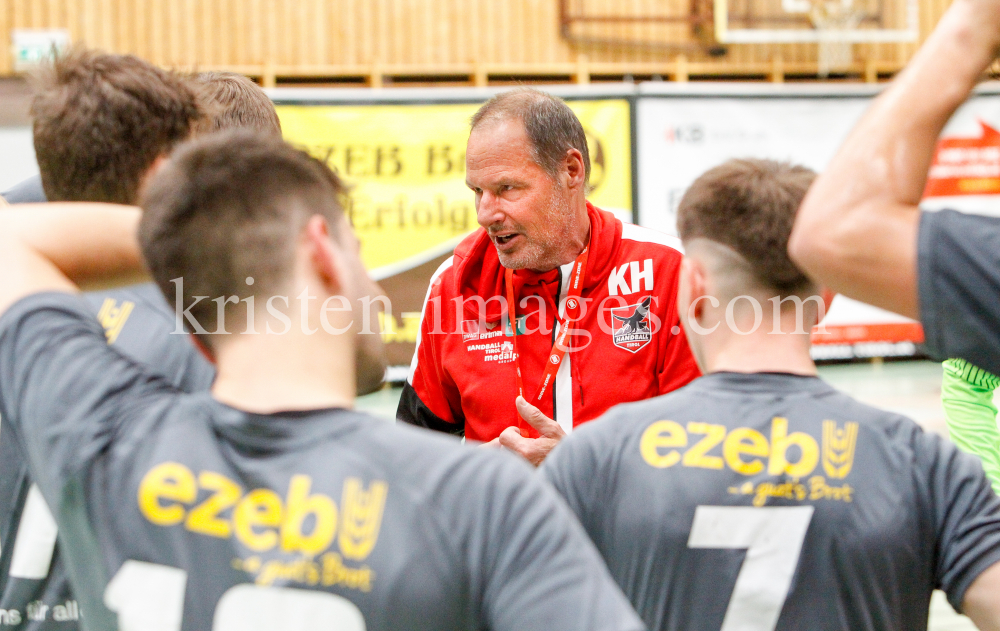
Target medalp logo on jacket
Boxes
[611,296,653,352]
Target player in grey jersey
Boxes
[541,158,1000,631]
[0,57,289,630]
[0,131,643,631]
[0,48,213,631]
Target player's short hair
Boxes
[192,71,282,135]
[30,47,203,204]
[677,158,816,294]
[471,88,591,186]
[139,131,348,346]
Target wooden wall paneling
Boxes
[360,0,372,66]
[296,0,308,67]
[342,0,355,66]
[199,0,212,66]
[310,0,323,66]
[432,0,444,66]
[499,0,512,63]
[14,0,24,28]
[414,0,426,66]
[395,0,407,67]
[11,0,25,35]
[512,0,525,64]
[0,1,10,75]
[26,0,38,28]
[37,0,49,28]
[134,0,144,58]
[281,0,292,66]
[400,0,413,66]
[377,0,389,66]
[182,0,195,66]
[235,0,249,67]
[117,0,130,55]
[64,0,78,53]
[452,0,465,68]
[0,0,960,81]
[207,0,217,65]
[82,0,96,49]
[470,0,483,68]
[263,0,278,82]
[247,0,257,69]
[101,0,112,50]
[377,0,388,69]
[164,0,177,64]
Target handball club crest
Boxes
[611,296,653,352]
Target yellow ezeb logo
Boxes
[640,417,859,480]
[137,463,388,591]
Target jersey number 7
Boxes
[687,505,815,631]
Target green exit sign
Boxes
[11,29,70,72]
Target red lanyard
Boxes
[504,245,589,431]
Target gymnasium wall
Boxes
[0,0,953,84]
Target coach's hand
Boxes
[488,396,566,466]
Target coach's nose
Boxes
[477,190,511,230]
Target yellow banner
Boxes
[276,100,632,272]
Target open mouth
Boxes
[495,233,517,245]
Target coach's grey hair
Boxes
[470,88,591,187]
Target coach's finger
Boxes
[498,426,534,456]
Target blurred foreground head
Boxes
[31,46,203,204]
[139,131,385,392]
[675,159,820,366]
[192,71,282,136]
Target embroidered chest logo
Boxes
[611,296,652,352]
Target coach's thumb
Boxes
[515,396,563,437]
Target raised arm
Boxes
[788,0,1000,318]
[0,203,145,314]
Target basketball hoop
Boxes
[809,0,864,77]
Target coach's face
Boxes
[466,118,576,272]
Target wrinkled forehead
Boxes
[466,119,545,176]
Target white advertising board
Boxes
[635,84,1000,358]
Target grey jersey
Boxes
[0,287,214,629]
[542,371,1000,631]
[0,293,642,631]
[1,175,46,204]
[919,208,1000,375]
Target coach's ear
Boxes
[304,214,344,295]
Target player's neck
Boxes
[210,323,355,414]
[704,330,817,376]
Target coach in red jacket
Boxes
[397,88,700,464]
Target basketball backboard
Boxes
[713,0,918,43]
